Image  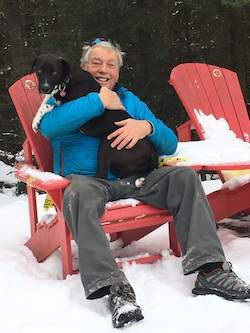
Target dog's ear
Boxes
[60,59,71,77]
[30,57,38,74]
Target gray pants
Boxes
[63,167,225,299]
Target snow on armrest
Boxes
[222,173,250,190]
[14,163,70,191]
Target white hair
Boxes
[80,40,125,68]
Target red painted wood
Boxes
[207,182,250,222]
[185,64,216,116]
[9,74,52,171]
[169,65,205,139]
[207,65,242,138]
[193,64,228,120]
[170,62,250,208]
[169,222,181,257]
[176,120,192,142]
[170,63,250,142]
[23,141,38,235]
[15,163,70,191]
[221,68,250,142]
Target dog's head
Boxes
[30,53,70,94]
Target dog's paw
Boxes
[135,177,145,188]
[32,118,39,132]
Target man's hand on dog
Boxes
[99,86,152,150]
[107,118,152,150]
[99,87,125,111]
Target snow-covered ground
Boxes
[1,178,250,333]
[1,112,250,332]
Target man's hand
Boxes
[107,118,152,150]
[99,87,125,110]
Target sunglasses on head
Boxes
[82,37,107,47]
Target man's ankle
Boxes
[200,262,223,274]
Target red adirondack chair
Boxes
[8,73,181,278]
[170,63,249,143]
[169,62,250,209]
[9,70,250,279]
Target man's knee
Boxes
[63,176,106,213]
[176,167,198,179]
[170,167,200,188]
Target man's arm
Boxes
[39,92,104,138]
[39,88,125,138]
[107,118,152,150]
[146,116,178,155]
[108,92,178,155]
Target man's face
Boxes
[83,46,120,90]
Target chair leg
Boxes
[26,186,39,235]
[169,222,181,257]
[57,212,73,278]
[49,189,73,278]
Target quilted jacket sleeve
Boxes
[39,92,104,138]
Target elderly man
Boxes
[39,38,250,329]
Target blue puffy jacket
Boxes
[39,85,178,179]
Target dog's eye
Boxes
[52,71,58,76]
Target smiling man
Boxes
[81,39,153,151]
[39,38,250,329]
[82,41,120,89]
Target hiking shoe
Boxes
[192,262,250,300]
[109,283,144,328]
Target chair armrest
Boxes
[15,163,70,191]
[177,120,192,142]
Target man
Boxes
[39,38,250,329]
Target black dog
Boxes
[31,53,158,179]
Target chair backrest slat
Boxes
[221,67,250,142]
[8,74,53,171]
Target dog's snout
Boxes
[40,83,51,94]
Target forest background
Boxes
[0,0,249,163]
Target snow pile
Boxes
[194,108,238,140]
[172,110,250,166]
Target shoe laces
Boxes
[111,283,136,303]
